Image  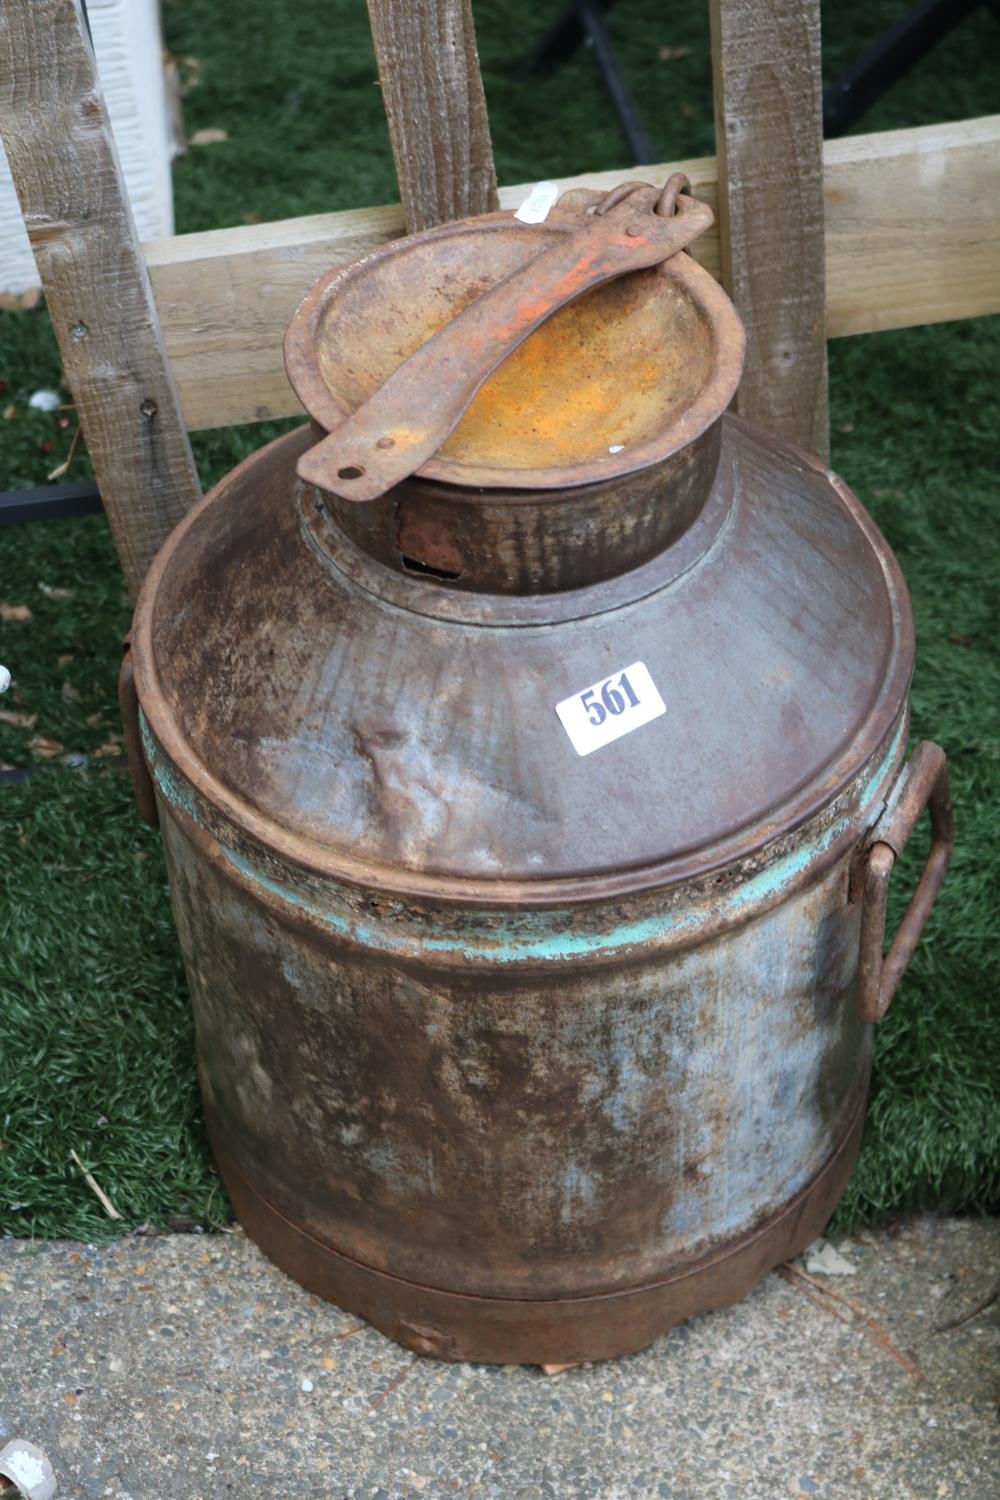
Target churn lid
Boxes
[283,178,744,497]
[132,182,913,899]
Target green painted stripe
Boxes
[143,708,905,965]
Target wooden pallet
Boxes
[1,0,997,595]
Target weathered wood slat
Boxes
[367,0,498,232]
[709,0,829,458]
[141,116,1000,435]
[0,0,201,595]
[822,119,1000,337]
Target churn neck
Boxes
[299,420,721,597]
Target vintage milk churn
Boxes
[123,178,953,1364]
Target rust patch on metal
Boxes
[396,498,466,579]
[314,420,721,595]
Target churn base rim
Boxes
[209,1097,866,1367]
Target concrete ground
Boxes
[1,1216,997,1500]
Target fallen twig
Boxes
[785,1262,879,1321]
[776,1265,854,1326]
[69,1148,122,1220]
[369,1356,416,1411]
[777,1262,925,1382]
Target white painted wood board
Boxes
[0,0,174,295]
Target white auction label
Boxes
[515,181,560,224]
[555,660,666,757]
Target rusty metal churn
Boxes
[122,178,953,1364]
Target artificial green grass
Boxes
[828,323,1000,1225]
[1,1,998,1239]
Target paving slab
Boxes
[1,1215,997,1499]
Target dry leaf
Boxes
[658,44,691,61]
[28,736,64,758]
[57,653,75,667]
[2,404,16,421]
[47,422,83,482]
[0,603,31,621]
[165,52,203,96]
[189,127,228,146]
[38,582,74,600]
[0,287,41,312]
[93,741,122,758]
[241,210,263,224]
[803,1238,858,1277]
[0,709,37,729]
[61,681,82,703]
[85,711,106,729]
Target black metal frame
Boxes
[0,480,102,525]
[514,0,996,165]
[513,0,654,165]
[823,0,985,138]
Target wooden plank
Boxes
[140,116,1000,436]
[366,0,498,233]
[709,0,829,458]
[0,0,200,596]
[822,120,1000,336]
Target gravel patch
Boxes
[1,1215,997,1498]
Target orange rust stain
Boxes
[491,254,604,342]
[440,281,704,469]
[317,252,712,473]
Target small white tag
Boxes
[515,181,560,224]
[555,661,666,757]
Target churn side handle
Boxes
[119,640,159,827]
[857,741,953,1024]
